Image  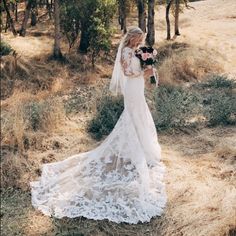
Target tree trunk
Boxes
[31,9,37,26]
[19,0,33,36]
[46,0,52,19]
[15,3,18,22]
[2,0,17,36]
[146,0,155,46]
[30,0,37,26]
[4,14,9,33]
[118,0,127,33]
[53,0,63,59]
[166,0,173,40]
[174,0,180,35]
[78,25,90,53]
[136,0,146,32]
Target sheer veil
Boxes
[109,36,126,96]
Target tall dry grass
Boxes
[1,90,66,189]
[1,90,66,154]
[157,45,223,85]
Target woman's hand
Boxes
[143,68,154,79]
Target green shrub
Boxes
[64,85,106,114]
[199,74,236,89]
[60,0,116,65]
[154,85,199,130]
[24,101,42,131]
[23,98,65,132]
[0,41,13,56]
[203,90,236,126]
[194,75,236,126]
[64,91,93,114]
[87,95,124,140]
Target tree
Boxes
[77,0,97,53]
[19,0,34,36]
[136,0,146,32]
[53,0,63,59]
[30,0,37,26]
[89,18,112,67]
[60,0,81,51]
[60,0,116,64]
[166,0,173,40]
[118,0,127,33]
[2,0,17,36]
[146,0,155,46]
[174,0,180,35]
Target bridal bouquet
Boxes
[135,46,159,86]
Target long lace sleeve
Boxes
[121,47,143,78]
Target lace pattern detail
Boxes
[121,47,143,78]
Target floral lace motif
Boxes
[121,47,143,78]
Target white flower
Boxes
[153,49,157,56]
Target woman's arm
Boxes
[121,47,154,79]
[121,47,143,78]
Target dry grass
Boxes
[1,91,66,190]
[1,127,236,236]
[157,45,223,85]
[1,0,236,235]
[156,127,236,236]
[1,91,66,155]
[1,155,33,191]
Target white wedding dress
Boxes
[30,46,167,224]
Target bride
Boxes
[30,26,167,224]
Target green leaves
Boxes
[154,84,199,130]
[60,0,116,64]
[0,41,13,56]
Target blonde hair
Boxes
[122,26,144,49]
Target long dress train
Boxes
[30,46,167,224]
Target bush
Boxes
[87,95,124,140]
[60,0,116,65]
[154,85,199,130]
[1,95,65,153]
[23,98,65,132]
[199,74,236,89]
[64,83,106,114]
[203,90,236,126]
[0,41,13,56]
[195,75,236,126]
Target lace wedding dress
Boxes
[30,46,167,224]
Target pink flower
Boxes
[141,53,148,61]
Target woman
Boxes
[30,26,167,224]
